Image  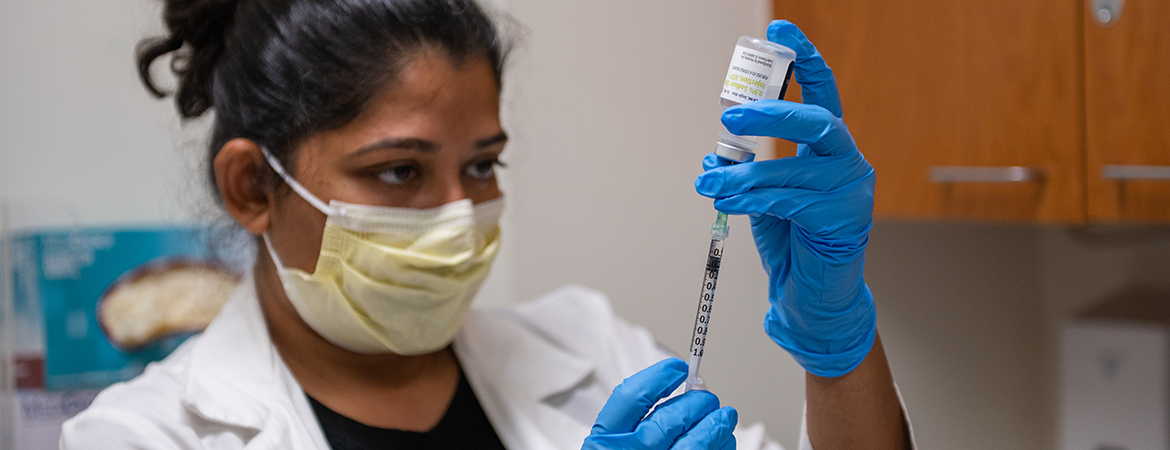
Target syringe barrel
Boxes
[687,233,725,363]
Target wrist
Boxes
[765,285,877,377]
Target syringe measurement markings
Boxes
[689,239,723,358]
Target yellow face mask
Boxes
[261,149,501,355]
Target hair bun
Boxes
[136,0,239,118]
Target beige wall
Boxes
[864,224,1049,449]
[4,0,1170,449]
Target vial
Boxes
[714,36,796,162]
[720,36,796,110]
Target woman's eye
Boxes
[465,159,501,180]
[377,165,416,185]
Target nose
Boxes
[426,173,469,208]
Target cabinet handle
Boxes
[1102,165,1170,181]
[929,166,1045,183]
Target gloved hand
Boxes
[694,20,877,378]
[582,358,737,450]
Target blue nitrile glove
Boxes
[582,358,737,450]
[694,20,877,378]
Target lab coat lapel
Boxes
[455,308,596,449]
[181,275,598,449]
[180,273,328,450]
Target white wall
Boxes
[4,0,1170,449]
[0,0,208,229]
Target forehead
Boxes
[354,51,501,138]
[303,51,502,156]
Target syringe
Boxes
[685,211,730,392]
[685,132,761,392]
[683,32,795,392]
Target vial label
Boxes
[721,45,778,104]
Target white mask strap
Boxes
[261,232,286,271]
[260,147,336,216]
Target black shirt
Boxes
[307,372,507,450]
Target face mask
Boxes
[260,148,502,355]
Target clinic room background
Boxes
[3,0,1170,449]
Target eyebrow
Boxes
[351,131,509,156]
[474,132,509,149]
[352,137,438,155]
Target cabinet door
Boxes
[775,0,1084,222]
[1084,0,1170,222]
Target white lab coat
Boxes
[61,274,913,450]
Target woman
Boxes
[61,0,913,448]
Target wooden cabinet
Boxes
[1084,0,1170,221]
[774,0,1170,223]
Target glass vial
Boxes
[714,36,797,162]
[720,36,797,110]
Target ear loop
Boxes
[261,233,286,271]
[258,147,323,274]
[259,147,336,216]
